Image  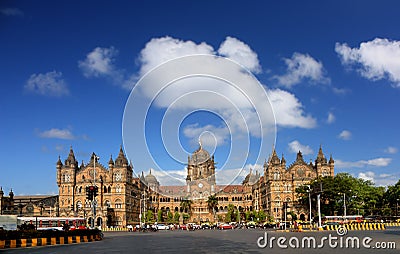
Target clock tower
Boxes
[186,142,216,199]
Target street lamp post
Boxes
[92,154,99,228]
[396,199,399,217]
[307,185,312,226]
[343,193,346,217]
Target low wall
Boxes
[0,234,101,249]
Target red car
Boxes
[218,223,233,230]
[179,224,188,230]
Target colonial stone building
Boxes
[258,147,334,221]
[0,187,58,217]
[56,145,334,226]
[56,147,142,227]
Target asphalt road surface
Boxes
[2,227,400,254]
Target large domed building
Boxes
[57,145,334,227]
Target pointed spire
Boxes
[329,154,334,164]
[65,146,77,167]
[316,145,327,164]
[281,153,286,164]
[80,160,85,168]
[271,147,280,164]
[115,145,128,166]
[296,150,305,163]
[57,156,62,166]
[317,145,324,158]
[108,154,114,165]
[9,188,14,199]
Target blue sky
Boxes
[1,1,400,195]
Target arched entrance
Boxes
[88,217,93,227]
[97,217,103,227]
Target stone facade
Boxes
[56,145,334,226]
[56,146,142,227]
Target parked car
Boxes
[246,221,256,228]
[179,224,188,230]
[156,224,169,230]
[201,222,211,229]
[218,223,233,230]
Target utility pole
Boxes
[317,183,323,230]
[92,154,99,228]
[307,185,312,226]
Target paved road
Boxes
[2,228,400,254]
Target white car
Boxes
[156,224,169,230]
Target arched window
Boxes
[273,170,280,180]
[77,200,82,209]
[115,199,122,209]
[104,200,111,208]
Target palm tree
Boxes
[180,198,193,214]
[207,195,218,222]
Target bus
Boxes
[322,215,363,225]
[17,217,87,231]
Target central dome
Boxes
[145,169,159,185]
[190,145,210,164]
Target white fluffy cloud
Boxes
[132,36,317,131]
[218,36,261,73]
[336,157,392,168]
[78,46,122,82]
[137,36,214,76]
[267,89,317,128]
[335,38,400,87]
[384,146,398,154]
[38,128,75,140]
[338,130,352,140]
[288,140,313,155]
[358,171,398,186]
[274,52,330,88]
[327,112,335,124]
[25,71,69,97]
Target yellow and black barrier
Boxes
[102,227,128,232]
[0,234,101,249]
[384,222,400,227]
[324,223,386,231]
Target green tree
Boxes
[296,173,387,217]
[180,198,193,214]
[206,195,218,221]
[166,211,173,224]
[182,213,190,223]
[224,204,237,223]
[174,212,180,223]
[258,210,267,222]
[145,210,154,223]
[384,179,400,216]
[157,209,163,222]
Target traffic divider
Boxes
[0,234,102,249]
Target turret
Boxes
[281,154,286,168]
[9,189,14,201]
[56,156,63,186]
[115,146,128,167]
[108,155,114,168]
[65,146,78,168]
